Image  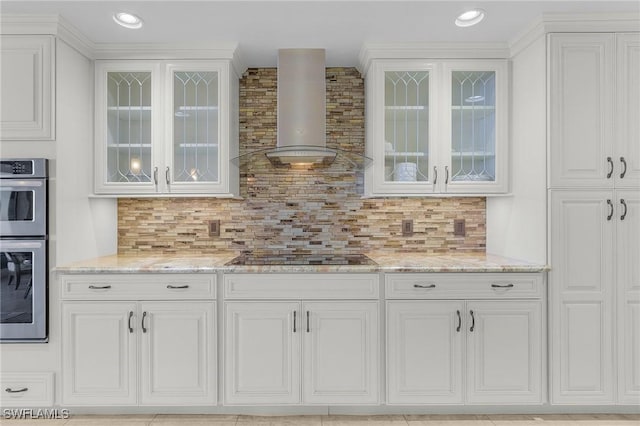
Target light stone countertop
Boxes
[55,251,547,274]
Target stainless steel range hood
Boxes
[265,49,336,166]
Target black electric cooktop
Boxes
[226,253,377,266]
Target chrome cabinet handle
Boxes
[491,283,514,289]
[607,157,613,179]
[153,167,159,186]
[165,166,170,185]
[607,199,614,221]
[621,199,628,221]
[456,310,461,332]
[167,284,189,289]
[128,311,134,333]
[293,311,297,333]
[306,311,310,333]
[5,387,28,393]
[620,157,627,179]
[413,283,436,289]
[88,285,111,290]
[469,310,475,332]
[141,311,148,333]
[433,166,438,185]
[445,166,449,184]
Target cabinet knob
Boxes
[607,199,614,221]
[433,166,438,185]
[607,157,613,179]
[621,199,628,221]
[620,157,627,179]
[141,311,148,333]
[469,310,475,332]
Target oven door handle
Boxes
[0,180,43,188]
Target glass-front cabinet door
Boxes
[442,60,508,193]
[366,61,437,195]
[165,62,227,193]
[364,59,508,196]
[95,60,238,196]
[95,62,161,194]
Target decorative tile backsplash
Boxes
[118,68,486,255]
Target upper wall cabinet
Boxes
[94,60,239,196]
[0,35,55,140]
[363,59,508,196]
[549,33,640,189]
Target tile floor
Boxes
[1,414,639,426]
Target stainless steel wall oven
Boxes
[0,159,48,342]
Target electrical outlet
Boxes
[454,219,466,237]
[208,220,220,237]
[402,219,413,236]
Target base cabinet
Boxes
[60,274,217,407]
[386,273,545,405]
[224,299,379,405]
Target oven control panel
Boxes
[0,159,47,178]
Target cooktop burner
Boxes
[226,253,377,266]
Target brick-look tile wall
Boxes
[118,68,486,255]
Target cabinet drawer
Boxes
[60,274,216,300]
[0,372,54,407]
[385,273,543,299]
[224,274,379,299]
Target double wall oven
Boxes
[0,159,48,342]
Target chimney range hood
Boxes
[265,49,336,166]
[233,48,371,170]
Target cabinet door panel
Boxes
[550,190,614,403]
[617,190,640,404]
[386,301,463,404]
[549,34,615,188]
[140,302,216,405]
[0,35,54,140]
[615,33,640,187]
[62,302,137,405]
[466,301,542,404]
[302,301,379,404]
[224,302,300,405]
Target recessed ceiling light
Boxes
[113,12,143,29]
[455,9,485,27]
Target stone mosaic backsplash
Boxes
[118,68,486,255]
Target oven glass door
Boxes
[0,180,47,237]
[0,239,47,341]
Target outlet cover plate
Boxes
[454,219,466,237]
[402,219,413,236]
[209,220,220,237]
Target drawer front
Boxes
[0,372,54,407]
[224,274,379,300]
[60,274,216,300]
[385,273,543,299]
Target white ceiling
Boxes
[1,1,639,66]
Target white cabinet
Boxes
[94,60,239,196]
[386,301,464,404]
[616,190,640,404]
[386,273,544,405]
[223,274,379,406]
[62,302,138,405]
[0,35,55,140]
[224,301,300,405]
[549,33,640,189]
[466,301,542,404]
[364,59,508,196]
[548,31,640,406]
[60,274,217,406]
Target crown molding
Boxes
[509,12,640,57]
[0,14,247,74]
[358,42,510,75]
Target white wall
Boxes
[54,39,117,266]
[486,36,547,264]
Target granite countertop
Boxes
[55,251,547,274]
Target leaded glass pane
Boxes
[106,72,152,183]
[451,70,496,182]
[384,71,429,183]
[173,71,219,183]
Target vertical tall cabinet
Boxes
[548,32,640,405]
